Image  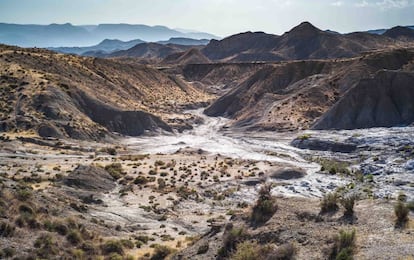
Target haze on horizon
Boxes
[1,0,414,37]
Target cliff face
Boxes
[313,70,414,130]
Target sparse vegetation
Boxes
[150,244,175,260]
[318,159,351,175]
[330,229,356,260]
[251,184,277,225]
[104,163,125,180]
[341,194,358,217]
[321,192,339,214]
[394,201,409,227]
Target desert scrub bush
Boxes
[134,176,148,185]
[34,234,59,258]
[157,178,166,189]
[219,225,247,257]
[298,133,311,140]
[395,201,409,227]
[407,200,414,212]
[197,242,209,254]
[0,221,15,237]
[154,160,165,167]
[340,194,358,217]
[269,243,297,260]
[120,239,135,249]
[0,247,15,258]
[99,147,117,155]
[251,184,277,225]
[104,163,125,180]
[15,186,33,201]
[318,159,350,175]
[231,241,274,260]
[320,192,339,214]
[330,229,356,260]
[151,244,176,260]
[67,230,83,245]
[101,239,124,256]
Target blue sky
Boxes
[1,0,413,36]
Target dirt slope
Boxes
[0,44,211,140]
[204,48,414,131]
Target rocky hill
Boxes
[383,26,414,41]
[162,48,211,65]
[201,22,406,62]
[204,48,414,131]
[107,42,193,60]
[0,44,211,140]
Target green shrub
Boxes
[105,163,125,180]
[157,178,166,189]
[298,134,311,140]
[407,200,414,212]
[67,230,82,245]
[197,242,209,254]
[251,184,277,225]
[0,247,15,258]
[120,239,135,249]
[320,192,338,214]
[34,234,59,258]
[231,241,264,260]
[16,187,33,201]
[318,159,350,175]
[134,176,148,185]
[220,225,247,257]
[397,192,407,202]
[101,240,124,256]
[395,201,409,226]
[150,244,175,260]
[330,229,356,260]
[340,194,358,217]
[0,221,15,237]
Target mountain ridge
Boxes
[0,22,219,47]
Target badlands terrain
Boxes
[1,22,414,259]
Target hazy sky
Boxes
[1,0,414,37]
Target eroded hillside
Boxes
[202,48,414,131]
[0,45,212,140]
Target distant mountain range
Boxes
[82,22,414,64]
[49,37,210,56]
[366,26,414,35]
[0,23,219,47]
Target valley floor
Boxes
[1,109,414,259]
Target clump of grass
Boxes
[197,242,209,255]
[150,244,175,260]
[134,176,148,185]
[318,159,351,175]
[104,163,125,180]
[251,184,277,225]
[298,133,311,140]
[34,234,59,259]
[320,192,338,214]
[101,239,124,256]
[66,230,82,245]
[330,229,356,260]
[218,225,247,257]
[395,201,409,227]
[0,221,15,237]
[340,194,358,217]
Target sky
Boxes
[1,0,414,37]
